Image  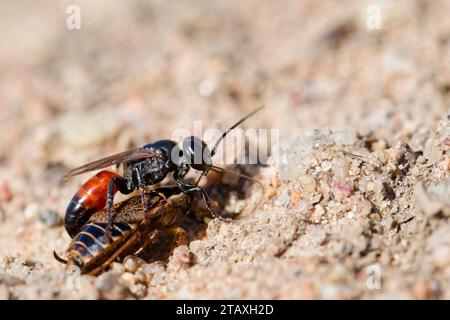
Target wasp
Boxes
[62,106,264,241]
[54,186,211,275]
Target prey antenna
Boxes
[210,105,265,157]
[53,251,68,264]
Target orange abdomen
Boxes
[65,171,121,237]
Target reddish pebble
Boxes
[332,180,354,200]
[411,281,433,299]
[444,136,450,147]
[0,180,12,202]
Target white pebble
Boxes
[94,272,120,292]
[129,283,147,298]
[24,203,39,219]
[198,78,217,97]
[123,256,146,273]
[119,272,137,287]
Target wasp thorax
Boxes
[182,136,212,171]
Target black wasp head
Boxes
[182,136,212,171]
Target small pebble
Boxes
[1,275,24,286]
[411,281,433,299]
[381,214,394,230]
[140,262,166,284]
[119,272,137,287]
[332,180,354,201]
[414,183,444,217]
[39,209,63,227]
[347,211,355,219]
[423,142,442,167]
[171,245,194,268]
[198,78,217,97]
[371,139,387,151]
[431,246,450,269]
[24,203,39,219]
[0,180,12,202]
[320,285,340,299]
[310,226,326,245]
[406,151,420,165]
[110,262,126,274]
[129,283,147,298]
[94,272,127,299]
[94,272,120,292]
[298,282,317,299]
[134,269,149,284]
[123,256,146,273]
[0,254,10,267]
[314,204,325,218]
[332,240,353,257]
[329,264,348,282]
[0,285,9,300]
[275,189,290,207]
[332,131,357,146]
[409,132,427,152]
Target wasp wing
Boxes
[63,148,162,180]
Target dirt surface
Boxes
[0,1,449,299]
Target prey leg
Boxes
[136,226,188,262]
[162,226,188,247]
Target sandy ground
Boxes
[0,1,449,299]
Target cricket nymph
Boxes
[55,186,194,276]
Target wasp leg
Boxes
[174,162,190,181]
[133,167,151,220]
[105,176,132,243]
[175,180,229,221]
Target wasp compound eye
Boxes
[182,136,212,171]
[169,144,185,166]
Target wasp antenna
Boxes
[209,165,265,208]
[53,251,68,264]
[195,106,265,189]
[210,106,265,158]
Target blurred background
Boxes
[0,0,448,299]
